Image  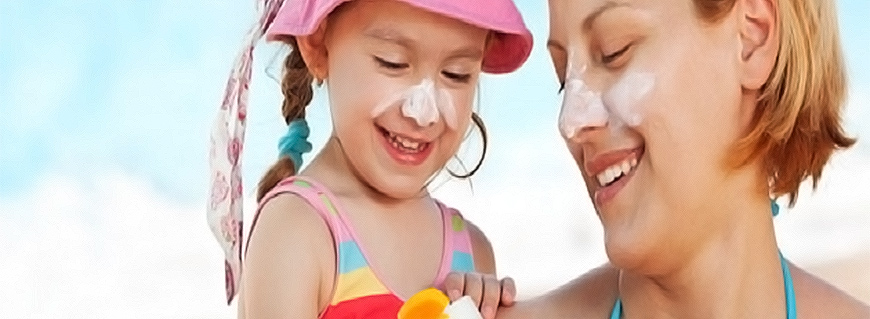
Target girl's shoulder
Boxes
[790,263,870,318]
[243,193,337,316]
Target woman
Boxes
[497,0,869,317]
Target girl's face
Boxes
[318,0,488,198]
[548,0,759,267]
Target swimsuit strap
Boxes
[609,251,796,318]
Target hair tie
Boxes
[278,119,313,170]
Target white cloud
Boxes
[1,143,867,317]
[0,172,235,318]
[775,150,870,265]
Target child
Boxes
[206,0,532,317]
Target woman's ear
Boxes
[739,0,779,90]
[296,22,329,80]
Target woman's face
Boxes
[548,0,758,268]
[315,0,487,199]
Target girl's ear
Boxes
[296,22,329,80]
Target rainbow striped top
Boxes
[251,176,477,318]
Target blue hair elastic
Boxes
[277,119,313,170]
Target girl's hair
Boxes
[696,0,855,205]
[256,37,314,201]
[256,37,489,200]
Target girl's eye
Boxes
[601,43,632,66]
[442,71,471,83]
[374,56,408,70]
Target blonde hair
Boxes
[695,0,855,205]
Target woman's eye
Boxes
[601,43,632,65]
[442,71,471,83]
[374,56,408,70]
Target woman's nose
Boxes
[559,78,610,142]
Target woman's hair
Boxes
[696,0,855,205]
[256,37,490,200]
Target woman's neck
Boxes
[617,193,787,318]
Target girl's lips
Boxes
[377,126,434,166]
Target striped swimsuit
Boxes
[252,176,477,318]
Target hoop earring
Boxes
[448,112,487,179]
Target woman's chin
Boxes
[602,227,661,273]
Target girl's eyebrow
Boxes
[363,27,414,48]
[364,27,483,61]
[446,47,484,61]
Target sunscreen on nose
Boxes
[371,78,459,129]
[558,58,655,137]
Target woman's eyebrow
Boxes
[583,1,631,30]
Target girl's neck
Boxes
[617,193,787,318]
[302,136,430,207]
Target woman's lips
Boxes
[585,147,644,206]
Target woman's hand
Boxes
[442,272,517,319]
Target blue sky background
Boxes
[1,0,868,201]
[1,0,868,317]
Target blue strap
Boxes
[277,119,312,170]
[780,250,797,319]
[609,251,796,318]
[610,298,622,319]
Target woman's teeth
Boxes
[386,130,426,153]
[597,157,638,186]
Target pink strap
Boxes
[206,0,285,304]
[246,177,341,253]
[449,208,475,257]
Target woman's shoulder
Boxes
[498,263,620,319]
[790,263,870,318]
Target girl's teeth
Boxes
[386,130,425,153]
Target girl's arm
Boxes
[441,222,516,319]
[240,195,336,319]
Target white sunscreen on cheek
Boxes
[602,72,655,127]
